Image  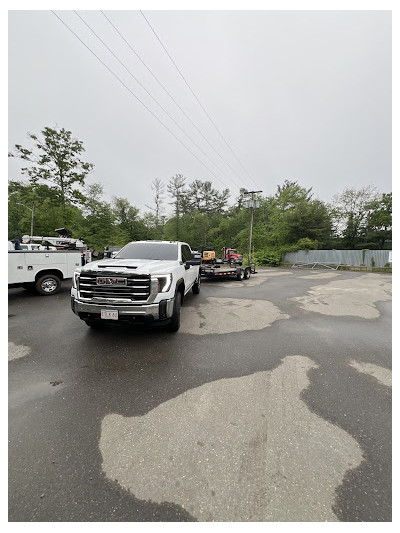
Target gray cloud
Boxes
[8,10,391,213]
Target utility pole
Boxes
[242,189,262,268]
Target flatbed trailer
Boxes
[200,263,251,281]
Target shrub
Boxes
[371,257,375,267]
[355,242,379,250]
[295,238,319,250]
[361,249,367,266]
[253,249,282,266]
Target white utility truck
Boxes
[22,228,92,263]
[8,246,82,295]
[71,240,201,332]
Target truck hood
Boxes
[81,258,179,276]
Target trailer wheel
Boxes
[35,274,61,295]
[243,267,251,279]
[236,269,244,281]
[167,292,182,332]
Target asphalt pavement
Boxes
[8,267,392,521]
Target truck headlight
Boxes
[72,270,81,289]
[155,274,173,293]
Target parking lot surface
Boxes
[8,267,392,521]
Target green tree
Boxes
[365,192,392,248]
[284,198,332,245]
[331,186,379,248]
[265,181,330,247]
[76,183,117,251]
[9,126,94,223]
[146,178,166,238]
[181,180,230,214]
[8,180,71,239]
[167,174,186,240]
[275,179,313,211]
[112,197,149,243]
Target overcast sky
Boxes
[8,9,392,214]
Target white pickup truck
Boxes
[8,248,82,295]
[71,240,201,332]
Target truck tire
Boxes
[35,274,61,295]
[230,258,236,266]
[192,275,201,294]
[236,269,244,281]
[167,292,181,332]
[243,267,251,279]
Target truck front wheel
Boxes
[35,274,61,295]
[167,293,182,332]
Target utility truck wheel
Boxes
[35,274,61,295]
[243,268,251,279]
[168,292,182,332]
[192,276,201,294]
[236,269,244,281]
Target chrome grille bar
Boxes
[78,272,151,302]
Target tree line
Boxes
[8,127,392,264]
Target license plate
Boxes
[101,310,118,320]
[96,277,127,286]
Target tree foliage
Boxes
[9,127,93,222]
[8,126,391,257]
[330,186,379,248]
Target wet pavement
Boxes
[8,267,392,521]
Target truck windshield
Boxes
[115,242,179,261]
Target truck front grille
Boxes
[78,272,151,302]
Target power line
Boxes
[74,11,241,192]
[101,10,249,191]
[140,10,261,190]
[51,11,239,192]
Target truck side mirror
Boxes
[190,253,201,265]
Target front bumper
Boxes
[71,297,175,323]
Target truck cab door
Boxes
[181,244,198,288]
